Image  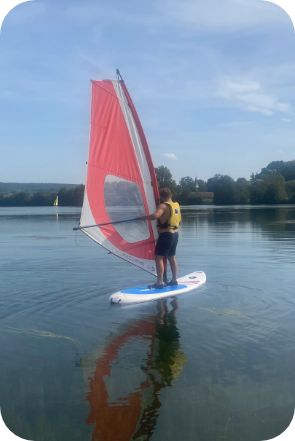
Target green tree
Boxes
[235,179,250,204]
[262,171,286,203]
[249,180,268,204]
[73,184,85,206]
[179,176,195,188]
[206,174,223,192]
[11,192,31,206]
[58,185,84,206]
[213,176,235,205]
[175,176,197,203]
[155,166,172,184]
[31,192,56,206]
[285,180,295,203]
[155,165,177,192]
[249,171,286,204]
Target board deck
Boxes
[109,271,206,304]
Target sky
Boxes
[0,0,295,184]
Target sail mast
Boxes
[116,68,124,82]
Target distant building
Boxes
[195,176,199,189]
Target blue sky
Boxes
[0,0,295,184]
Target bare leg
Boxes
[168,255,178,282]
[155,255,165,285]
[163,257,168,284]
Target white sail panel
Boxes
[80,190,157,275]
[112,81,159,242]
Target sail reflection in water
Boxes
[82,299,186,441]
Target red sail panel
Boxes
[79,80,159,275]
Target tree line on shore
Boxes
[155,160,295,205]
[0,185,84,207]
[1,160,295,206]
[0,182,77,195]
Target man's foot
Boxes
[148,283,164,290]
[166,280,178,286]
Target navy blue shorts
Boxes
[155,232,179,257]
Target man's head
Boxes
[159,188,172,201]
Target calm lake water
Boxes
[1,205,295,441]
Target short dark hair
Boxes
[159,188,172,198]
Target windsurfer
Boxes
[139,188,181,289]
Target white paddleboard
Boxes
[109,271,206,304]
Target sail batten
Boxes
[79,78,159,276]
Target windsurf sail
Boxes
[53,196,58,206]
[78,73,159,275]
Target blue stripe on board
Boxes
[121,284,187,295]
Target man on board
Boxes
[139,188,181,289]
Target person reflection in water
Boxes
[154,298,187,386]
[84,298,187,441]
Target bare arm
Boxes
[139,204,166,221]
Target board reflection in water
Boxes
[82,299,186,441]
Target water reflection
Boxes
[83,299,186,441]
[180,206,295,265]
[181,205,295,234]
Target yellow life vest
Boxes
[158,201,181,229]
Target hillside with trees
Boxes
[0,182,77,195]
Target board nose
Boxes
[109,293,124,304]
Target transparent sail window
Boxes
[104,175,150,243]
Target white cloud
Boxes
[217,79,292,116]
[161,153,177,160]
[281,118,291,122]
